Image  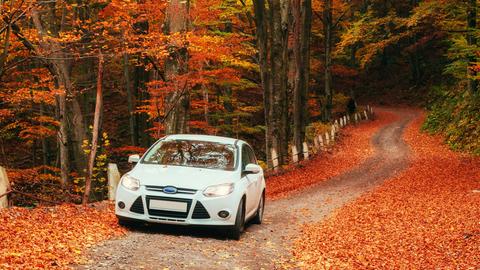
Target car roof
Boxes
[164,134,245,145]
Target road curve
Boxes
[77,108,416,270]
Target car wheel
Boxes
[229,197,245,240]
[252,191,265,224]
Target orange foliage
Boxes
[0,203,125,269]
[266,110,398,200]
[293,111,480,269]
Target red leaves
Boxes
[266,110,398,200]
[0,203,125,269]
[293,111,480,269]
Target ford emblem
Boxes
[163,186,177,194]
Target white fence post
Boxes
[318,135,325,151]
[330,127,335,142]
[271,148,279,172]
[325,132,330,146]
[292,145,299,163]
[364,110,369,120]
[0,166,9,209]
[108,163,121,201]
[303,142,309,160]
[314,136,320,151]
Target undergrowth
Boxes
[423,85,480,155]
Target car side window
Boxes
[246,145,257,164]
[241,146,250,171]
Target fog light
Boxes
[218,210,230,218]
[118,201,125,209]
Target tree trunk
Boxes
[164,0,190,134]
[83,53,103,206]
[268,0,289,165]
[123,52,137,145]
[292,0,312,154]
[322,0,333,122]
[253,0,272,165]
[31,9,86,184]
[467,0,478,93]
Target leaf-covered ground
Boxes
[267,110,398,200]
[293,111,480,269]
[0,109,396,269]
[0,203,125,269]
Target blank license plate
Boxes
[149,200,187,212]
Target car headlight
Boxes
[121,175,140,191]
[203,183,234,197]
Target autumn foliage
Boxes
[0,203,124,269]
[293,111,480,269]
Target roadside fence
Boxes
[264,106,374,174]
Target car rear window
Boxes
[142,140,236,171]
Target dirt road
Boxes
[77,109,415,270]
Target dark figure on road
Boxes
[347,97,356,115]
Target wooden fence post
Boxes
[330,127,335,142]
[108,163,121,201]
[303,142,309,160]
[347,114,350,124]
[292,145,299,163]
[0,166,9,209]
[364,110,369,120]
[325,132,330,146]
[271,148,279,172]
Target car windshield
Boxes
[142,139,236,171]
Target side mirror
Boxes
[128,154,140,164]
[244,163,261,174]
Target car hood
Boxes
[128,163,238,190]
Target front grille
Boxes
[192,201,210,219]
[146,196,192,219]
[145,185,197,195]
[130,196,144,214]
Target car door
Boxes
[241,145,257,215]
[245,145,262,201]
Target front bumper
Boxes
[115,185,239,226]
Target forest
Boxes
[1,1,480,269]
[0,0,479,204]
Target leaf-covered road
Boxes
[77,109,416,269]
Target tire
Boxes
[252,191,265,224]
[229,197,246,240]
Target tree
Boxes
[164,0,190,134]
[253,0,290,167]
[292,0,312,153]
[83,53,104,205]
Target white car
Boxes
[115,134,266,239]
